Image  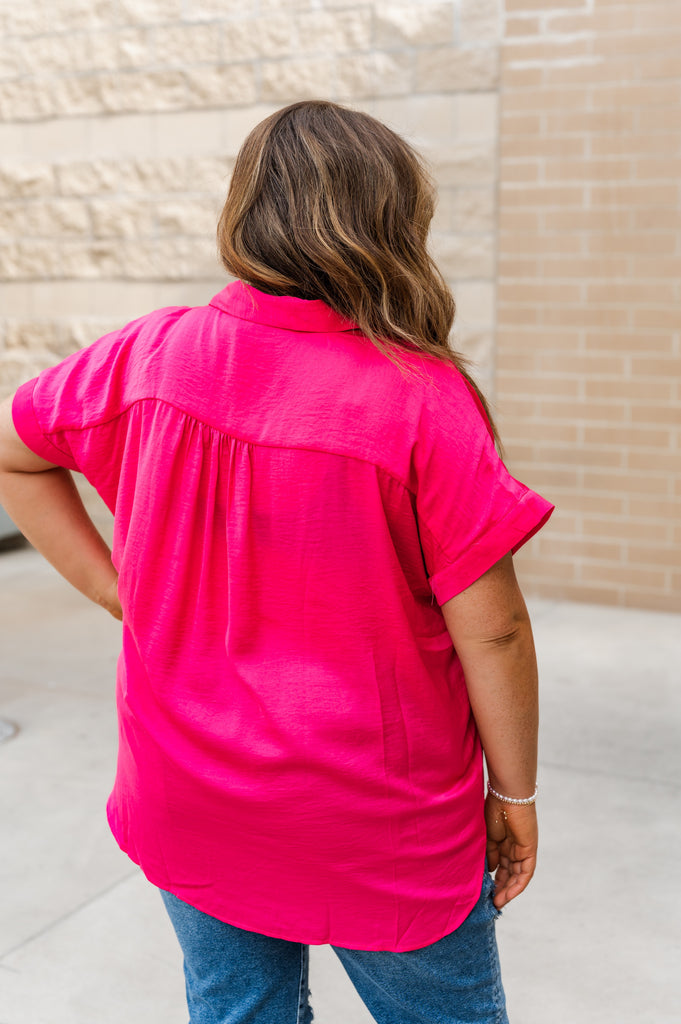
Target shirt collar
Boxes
[209,280,358,334]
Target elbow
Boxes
[480,623,523,649]
[474,605,533,650]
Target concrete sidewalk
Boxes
[1,540,679,1024]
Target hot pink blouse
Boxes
[12,281,553,951]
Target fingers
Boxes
[486,842,500,874]
[484,795,538,908]
[492,853,536,908]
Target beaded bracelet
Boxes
[487,781,538,806]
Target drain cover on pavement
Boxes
[0,718,18,743]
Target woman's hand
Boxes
[485,793,538,909]
[97,574,122,621]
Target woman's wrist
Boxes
[92,570,122,620]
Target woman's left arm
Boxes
[0,396,121,620]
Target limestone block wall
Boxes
[0,0,501,402]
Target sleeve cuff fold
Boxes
[429,490,554,605]
[12,380,79,470]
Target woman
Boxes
[0,101,553,1023]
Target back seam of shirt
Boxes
[48,395,419,499]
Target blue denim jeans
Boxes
[159,867,508,1024]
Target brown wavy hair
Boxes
[217,100,499,445]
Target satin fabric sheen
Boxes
[12,282,553,951]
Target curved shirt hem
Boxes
[107,805,487,954]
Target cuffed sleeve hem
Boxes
[428,490,554,606]
[11,379,79,471]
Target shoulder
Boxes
[404,351,492,445]
[115,303,196,348]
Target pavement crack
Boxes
[0,869,138,962]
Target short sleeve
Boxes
[414,371,554,605]
[11,306,189,507]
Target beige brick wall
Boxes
[497,0,681,611]
[0,0,500,400]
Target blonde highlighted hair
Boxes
[217,100,498,444]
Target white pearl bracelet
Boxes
[487,781,538,806]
